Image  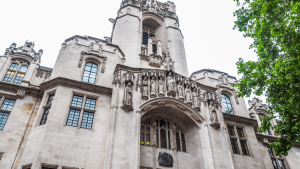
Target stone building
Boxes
[0,0,299,169]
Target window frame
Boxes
[267,146,288,169]
[227,125,250,156]
[39,92,56,126]
[0,95,16,130]
[82,62,98,84]
[222,94,235,114]
[3,62,29,84]
[65,92,98,130]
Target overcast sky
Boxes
[0,0,265,105]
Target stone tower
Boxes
[0,1,299,169]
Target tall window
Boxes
[140,117,186,152]
[40,108,50,125]
[67,95,96,129]
[0,98,16,130]
[227,125,249,156]
[267,147,287,169]
[82,62,98,84]
[3,63,28,84]
[142,25,155,45]
[47,94,55,105]
[222,94,234,114]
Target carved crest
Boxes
[158,152,173,167]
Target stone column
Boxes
[148,38,153,56]
[103,81,120,169]
[157,40,162,57]
[134,79,142,169]
[22,62,38,87]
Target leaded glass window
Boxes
[13,73,25,84]
[71,95,83,107]
[9,63,19,70]
[19,65,28,72]
[142,32,148,45]
[85,98,96,110]
[237,128,245,138]
[230,138,240,154]
[146,127,150,146]
[140,126,145,145]
[272,159,279,169]
[222,94,234,114]
[82,62,98,84]
[240,140,249,156]
[176,132,181,151]
[181,133,186,152]
[228,126,235,136]
[3,71,15,82]
[66,109,80,127]
[268,147,287,169]
[80,112,94,129]
[0,112,9,130]
[278,160,286,169]
[161,129,167,148]
[40,108,50,125]
[47,94,55,105]
[1,99,15,111]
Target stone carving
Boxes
[192,88,200,111]
[157,101,166,105]
[158,152,173,167]
[185,84,192,106]
[33,49,43,63]
[104,36,112,43]
[112,70,121,85]
[158,79,164,97]
[4,43,17,57]
[45,71,51,80]
[167,73,176,96]
[150,77,156,98]
[262,138,269,145]
[89,41,103,53]
[152,121,157,147]
[171,125,177,150]
[177,81,184,101]
[16,89,27,99]
[209,101,220,129]
[143,104,152,111]
[191,113,201,122]
[218,74,229,85]
[163,56,175,71]
[3,41,42,59]
[36,69,45,78]
[122,72,135,112]
[142,76,149,100]
[176,104,186,111]
[79,50,107,73]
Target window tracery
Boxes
[140,116,186,152]
[222,94,234,114]
[3,60,29,84]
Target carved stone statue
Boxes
[219,74,229,85]
[177,81,184,100]
[167,73,175,91]
[158,79,164,97]
[124,82,132,105]
[185,84,192,106]
[209,101,218,123]
[142,77,148,96]
[192,88,200,111]
[163,56,175,71]
[150,77,156,98]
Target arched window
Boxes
[3,63,29,84]
[160,129,167,148]
[140,126,145,145]
[82,62,98,84]
[222,94,234,114]
[181,133,186,152]
[176,132,181,151]
[146,127,150,146]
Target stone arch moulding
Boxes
[218,86,239,105]
[10,55,32,65]
[140,97,204,128]
[78,51,107,73]
[142,12,164,27]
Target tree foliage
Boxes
[232,0,300,155]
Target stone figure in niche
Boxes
[158,152,173,167]
[167,73,175,91]
[152,121,157,146]
[150,77,156,98]
[142,77,148,96]
[209,101,219,129]
[185,84,192,106]
[158,79,164,97]
[192,88,200,111]
[177,81,184,101]
[124,82,132,105]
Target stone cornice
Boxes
[256,133,300,147]
[40,77,112,96]
[118,13,140,21]
[223,112,258,130]
[64,35,125,58]
[0,81,39,97]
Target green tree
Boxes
[232,0,300,155]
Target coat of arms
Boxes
[158,152,173,167]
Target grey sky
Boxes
[0,0,265,105]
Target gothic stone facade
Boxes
[0,1,299,169]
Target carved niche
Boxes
[141,71,149,100]
[166,72,176,97]
[121,71,135,112]
[157,70,165,97]
[149,70,157,98]
[158,152,174,167]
